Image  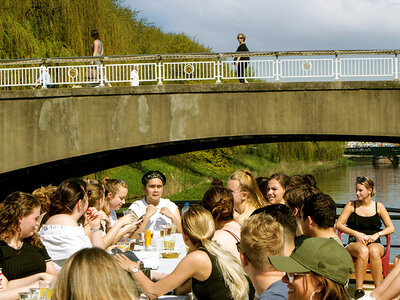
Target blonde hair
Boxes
[101,177,127,216]
[52,248,139,300]
[356,176,376,197]
[229,169,266,209]
[182,207,249,300]
[240,213,284,271]
[32,184,57,213]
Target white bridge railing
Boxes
[1,50,400,88]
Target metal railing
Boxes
[1,50,400,88]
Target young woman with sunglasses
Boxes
[234,33,250,83]
[336,176,394,299]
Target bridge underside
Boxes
[1,81,400,197]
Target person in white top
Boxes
[39,178,103,271]
[129,171,182,233]
[130,65,139,86]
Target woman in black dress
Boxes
[234,33,250,83]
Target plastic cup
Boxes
[39,280,50,299]
[163,235,175,250]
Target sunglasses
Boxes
[238,36,244,39]
[356,177,367,183]
[286,272,309,283]
[236,242,251,262]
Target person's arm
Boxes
[102,214,135,247]
[336,202,368,243]
[370,262,400,298]
[116,250,210,298]
[160,207,182,233]
[368,203,395,243]
[92,40,98,57]
[85,208,105,249]
[7,272,54,290]
[45,261,58,276]
[113,219,142,244]
[135,204,158,233]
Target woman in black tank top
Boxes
[336,176,394,299]
[116,207,250,300]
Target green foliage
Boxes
[0,0,210,60]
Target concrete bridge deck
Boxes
[1,80,400,196]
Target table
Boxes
[135,234,191,299]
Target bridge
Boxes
[2,50,400,196]
[344,146,400,166]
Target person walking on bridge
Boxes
[234,33,250,83]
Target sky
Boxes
[124,0,400,53]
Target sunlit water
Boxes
[315,160,400,259]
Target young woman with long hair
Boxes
[116,206,249,300]
[227,169,266,224]
[201,185,241,260]
[39,178,103,271]
[52,247,139,300]
[0,192,57,295]
[336,176,394,299]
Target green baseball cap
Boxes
[268,237,354,286]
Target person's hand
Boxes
[115,254,141,272]
[355,232,369,244]
[160,207,174,220]
[367,233,379,244]
[146,204,158,218]
[123,219,143,233]
[85,207,101,229]
[117,214,135,227]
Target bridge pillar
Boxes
[390,156,399,167]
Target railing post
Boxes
[334,53,339,81]
[395,54,399,80]
[274,55,280,82]
[157,57,163,86]
[216,56,222,84]
[99,63,105,87]
[40,65,47,89]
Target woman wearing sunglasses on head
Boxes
[269,237,354,300]
[234,33,250,83]
[336,176,394,299]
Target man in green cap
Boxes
[269,237,354,300]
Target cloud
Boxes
[124,0,400,52]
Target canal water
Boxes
[315,159,400,259]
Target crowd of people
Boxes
[0,169,398,300]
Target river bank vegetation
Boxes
[90,142,347,201]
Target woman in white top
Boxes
[39,178,103,271]
[129,171,182,233]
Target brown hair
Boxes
[49,178,87,217]
[312,273,351,300]
[84,178,105,208]
[0,192,42,247]
[201,186,234,226]
[237,33,246,41]
[32,184,57,213]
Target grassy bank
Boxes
[89,142,348,202]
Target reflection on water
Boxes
[315,160,400,259]
[316,162,400,207]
